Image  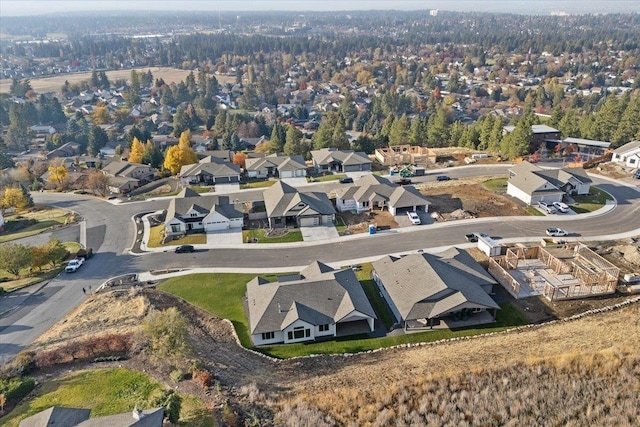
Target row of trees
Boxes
[0,239,68,277]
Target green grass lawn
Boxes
[525,206,545,216]
[147,225,206,248]
[351,263,397,330]
[159,272,530,359]
[334,216,348,232]
[0,208,72,244]
[242,229,303,243]
[240,180,277,189]
[482,177,508,192]
[307,173,346,183]
[2,368,214,427]
[571,187,613,213]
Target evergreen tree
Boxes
[283,125,303,156]
[142,141,164,168]
[269,122,285,153]
[388,114,410,145]
[88,125,108,156]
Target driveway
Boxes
[213,183,240,194]
[206,229,243,246]
[300,225,340,242]
[281,177,309,187]
[394,210,433,227]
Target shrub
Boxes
[192,369,212,388]
[7,351,35,376]
[0,377,35,400]
[141,308,190,359]
[170,369,185,383]
[0,286,4,294]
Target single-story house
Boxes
[310,148,372,173]
[372,248,500,331]
[263,181,335,228]
[506,161,592,205]
[246,261,377,345]
[164,187,244,236]
[562,137,611,160]
[102,160,156,182]
[611,140,640,168]
[245,154,307,179]
[334,174,430,215]
[178,156,241,186]
[19,406,163,427]
[46,142,80,159]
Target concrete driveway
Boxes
[213,183,240,194]
[206,229,243,246]
[395,210,433,227]
[281,177,309,187]
[300,225,340,242]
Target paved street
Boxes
[1,164,639,362]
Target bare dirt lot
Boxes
[337,209,398,235]
[0,67,236,94]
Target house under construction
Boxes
[374,145,436,167]
[488,243,619,301]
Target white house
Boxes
[245,261,376,345]
[164,188,243,236]
[611,140,640,168]
[244,154,307,179]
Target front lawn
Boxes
[0,208,73,243]
[2,368,214,427]
[242,229,303,243]
[307,173,346,183]
[159,272,530,359]
[147,225,206,248]
[571,188,613,213]
[525,206,545,216]
[240,180,277,189]
[482,177,508,193]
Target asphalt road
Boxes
[1,165,639,362]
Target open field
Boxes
[0,67,236,94]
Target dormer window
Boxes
[190,213,198,217]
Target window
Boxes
[319,324,330,332]
[190,213,198,217]
[288,326,310,340]
[473,308,484,313]
[261,332,274,340]
[171,225,180,233]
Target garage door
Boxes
[205,221,228,232]
[281,171,293,178]
[300,217,319,226]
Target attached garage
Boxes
[299,216,320,227]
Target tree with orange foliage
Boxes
[232,152,247,169]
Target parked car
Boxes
[546,227,568,237]
[65,258,85,273]
[538,201,557,214]
[175,245,195,253]
[396,178,412,185]
[465,232,488,242]
[552,201,570,213]
[339,177,354,184]
[436,175,451,181]
[406,211,421,225]
[633,170,640,179]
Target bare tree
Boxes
[87,170,110,197]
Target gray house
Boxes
[310,148,372,173]
[334,174,430,215]
[244,154,307,179]
[263,181,335,228]
[372,248,500,331]
[246,261,376,345]
[506,161,592,205]
[178,156,241,186]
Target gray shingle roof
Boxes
[372,248,499,322]
[613,140,640,154]
[263,181,335,218]
[19,407,91,427]
[245,154,307,173]
[310,148,371,166]
[165,194,243,226]
[334,174,430,209]
[508,161,592,196]
[179,156,240,178]
[246,261,376,335]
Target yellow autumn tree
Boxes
[47,164,68,189]
[129,137,145,163]
[163,133,198,175]
[179,129,192,146]
[3,187,31,210]
[163,145,183,175]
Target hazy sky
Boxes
[1,0,639,16]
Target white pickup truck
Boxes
[65,258,85,273]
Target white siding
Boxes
[507,183,533,205]
[336,197,357,212]
[283,319,316,343]
[203,211,230,231]
[251,331,284,346]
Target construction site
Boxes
[488,243,620,301]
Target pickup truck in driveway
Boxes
[65,258,85,273]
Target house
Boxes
[19,406,163,427]
[310,148,372,173]
[506,161,592,205]
[178,156,241,186]
[263,181,335,228]
[334,174,430,215]
[372,248,500,331]
[245,261,376,345]
[164,188,244,236]
[101,160,156,193]
[611,140,640,168]
[374,145,436,167]
[30,125,56,135]
[244,154,308,179]
[562,137,611,160]
[503,124,561,153]
[46,142,80,159]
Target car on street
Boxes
[175,245,195,253]
[396,178,412,185]
[339,177,354,184]
[538,201,557,214]
[465,232,489,242]
[634,170,640,179]
[406,211,421,225]
[436,175,451,181]
[546,227,568,237]
[65,258,85,273]
[552,201,570,213]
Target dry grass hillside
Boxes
[17,289,640,426]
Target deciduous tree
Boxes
[128,137,145,163]
[47,164,68,189]
[232,152,247,169]
[87,170,110,197]
[0,243,32,277]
